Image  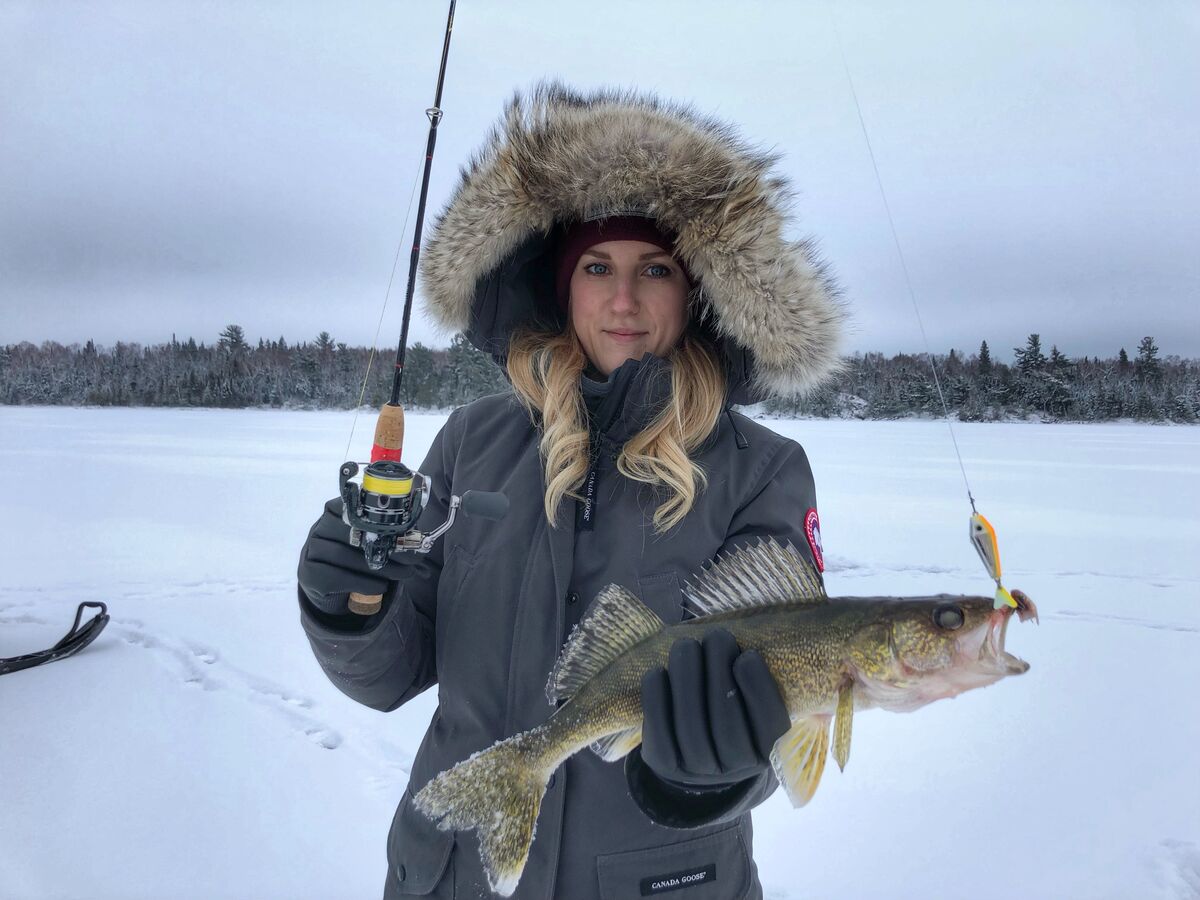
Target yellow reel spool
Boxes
[361,470,414,496]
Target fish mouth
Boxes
[975,591,1038,676]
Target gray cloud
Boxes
[2,0,1197,360]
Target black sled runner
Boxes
[0,602,109,676]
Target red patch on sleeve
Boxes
[804,508,824,573]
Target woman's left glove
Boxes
[639,628,791,788]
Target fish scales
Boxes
[414,538,1038,897]
[556,606,856,755]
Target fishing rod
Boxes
[826,3,1018,611]
[338,0,507,616]
[3,4,501,673]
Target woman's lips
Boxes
[604,330,648,343]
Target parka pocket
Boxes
[596,824,753,900]
[637,571,684,623]
[385,788,454,896]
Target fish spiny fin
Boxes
[545,585,664,705]
[833,683,853,772]
[590,726,643,762]
[683,537,826,617]
[770,716,830,808]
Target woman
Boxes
[298,82,843,899]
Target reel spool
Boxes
[338,459,430,570]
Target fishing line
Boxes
[825,2,977,513]
[344,139,428,465]
[826,3,1020,608]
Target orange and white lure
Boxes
[970,513,1019,611]
[832,27,1037,625]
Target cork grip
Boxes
[370,402,406,462]
[348,592,383,616]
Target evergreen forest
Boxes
[2,327,1196,423]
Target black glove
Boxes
[639,629,790,789]
[297,497,402,616]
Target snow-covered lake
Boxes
[2,407,1198,899]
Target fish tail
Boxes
[412,726,555,897]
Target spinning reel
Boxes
[336,404,508,615]
[339,457,508,565]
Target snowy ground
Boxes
[2,406,1198,900]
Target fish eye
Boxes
[932,604,965,630]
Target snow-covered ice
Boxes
[2,407,1198,899]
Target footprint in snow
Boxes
[238,669,315,709]
[0,610,50,626]
[3,588,387,767]
[365,738,414,792]
[117,627,222,690]
[112,622,341,750]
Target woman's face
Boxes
[568,240,690,376]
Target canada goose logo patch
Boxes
[639,863,716,894]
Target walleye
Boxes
[414,538,1038,896]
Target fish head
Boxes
[848,594,1035,713]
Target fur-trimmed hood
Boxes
[419,81,845,403]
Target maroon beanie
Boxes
[554,216,688,308]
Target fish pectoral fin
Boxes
[590,726,643,762]
[769,716,831,808]
[833,683,853,772]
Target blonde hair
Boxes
[506,325,727,532]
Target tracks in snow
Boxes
[113,618,345,750]
[0,584,414,791]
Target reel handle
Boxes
[460,490,509,521]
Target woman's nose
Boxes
[610,276,640,312]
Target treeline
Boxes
[765,335,1198,423]
[1,327,1197,422]
[0,326,508,411]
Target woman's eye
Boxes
[646,264,671,277]
[583,262,608,275]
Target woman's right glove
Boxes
[297,497,402,615]
[638,629,790,788]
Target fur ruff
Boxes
[419,81,845,398]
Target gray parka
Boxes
[300,82,844,899]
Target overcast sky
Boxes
[2,1,1197,360]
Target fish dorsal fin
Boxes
[683,537,826,617]
[770,716,830,807]
[546,585,664,705]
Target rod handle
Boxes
[348,592,383,616]
[370,402,406,463]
